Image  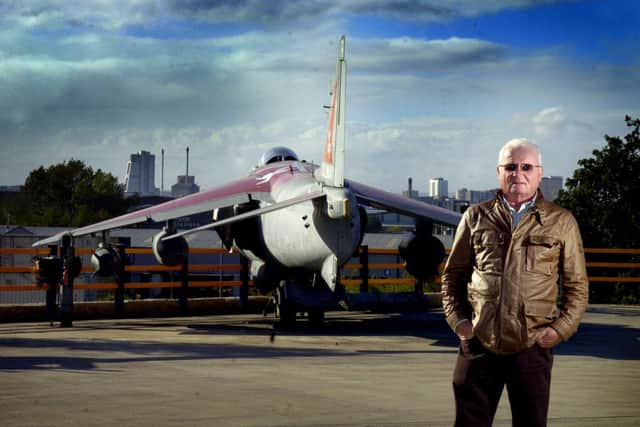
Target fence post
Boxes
[45,244,58,323]
[179,258,189,314]
[114,244,127,318]
[359,245,369,293]
[239,255,249,311]
[59,235,74,328]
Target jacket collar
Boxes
[494,189,547,226]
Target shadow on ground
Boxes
[1,307,637,373]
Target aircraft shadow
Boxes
[1,307,637,372]
[0,337,383,372]
[184,308,640,361]
[185,310,458,343]
[0,311,455,372]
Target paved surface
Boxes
[1,305,639,426]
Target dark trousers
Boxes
[453,338,553,427]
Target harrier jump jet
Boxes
[33,36,461,322]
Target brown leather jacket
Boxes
[442,191,588,354]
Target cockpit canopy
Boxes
[259,147,299,167]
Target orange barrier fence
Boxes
[0,246,418,292]
[583,248,640,283]
[0,246,638,293]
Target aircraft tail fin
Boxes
[320,35,346,188]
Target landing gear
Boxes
[273,280,327,326]
[274,281,296,325]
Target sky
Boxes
[1,0,639,195]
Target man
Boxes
[442,139,588,427]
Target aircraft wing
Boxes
[32,175,275,247]
[164,190,325,241]
[346,179,462,227]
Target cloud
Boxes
[352,37,507,73]
[0,0,637,199]
[167,0,561,26]
[0,0,155,31]
[533,107,568,136]
[0,1,560,33]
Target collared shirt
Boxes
[502,194,536,230]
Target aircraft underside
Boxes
[213,195,361,324]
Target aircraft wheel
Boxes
[275,282,296,325]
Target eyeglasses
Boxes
[498,163,541,172]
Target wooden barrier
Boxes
[1,246,638,293]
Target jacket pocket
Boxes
[472,230,505,273]
[524,235,561,276]
[524,301,558,333]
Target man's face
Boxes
[497,146,543,202]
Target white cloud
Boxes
[0,0,637,201]
[533,107,568,137]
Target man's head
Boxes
[497,138,543,207]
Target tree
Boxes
[556,115,640,303]
[556,115,639,248]
[14,159,131,227]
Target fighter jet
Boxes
[33,36,461,323]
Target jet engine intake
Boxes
[214,200,267,260]
[398,220,446,282]
[91,243,121,276]
[152,229,189,266]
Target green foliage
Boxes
[556,115,639,249]
[4,159,130,227]
[556,116,640,304]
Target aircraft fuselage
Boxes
[232,160,361,288]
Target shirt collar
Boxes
[502,193,537,215]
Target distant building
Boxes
[456,188,470,202]
[171,175,200,198]
[402,177,418,199]
[401,189,419,199]
[171,147,200,197]
[124,151,159,197]
[540,176,563,200]
[429,177,448,199]
[456,187,497,204]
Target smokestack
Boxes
[161,149,164,193]
[408,177,413,198]
[186,147,189,177]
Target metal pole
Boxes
[239,255,249,311]
[179,258,189,314]
[359,245,369,293]
[59,235,74,328]
[45,244,58,324]
[114,244,127,317]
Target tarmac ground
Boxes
[1,304,639,426]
